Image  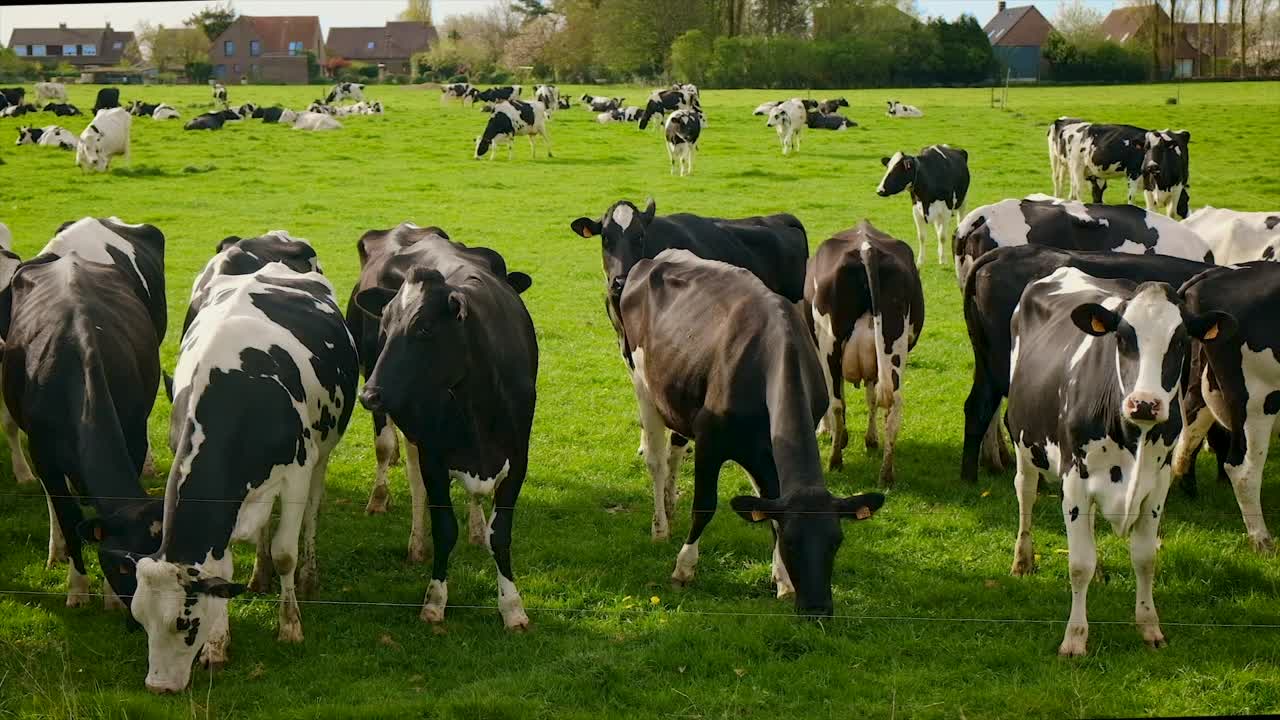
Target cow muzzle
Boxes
[1143,162,1160,176]
[1123,394,1164,424]
[359,386,386,413]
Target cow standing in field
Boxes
[535,84,560,116]
[1047,117,1085,197]
[0,234,33,486]
[621,249,885,612]
[570,199,809,539]
[474,100,551,160]
[1061,122,1147,205]
[76,108,131,173]
[664,109,700,177]
[325,82,365,104]
[638,88,700,130]
[767,99,805,156]
[16,125,78,150]
[808,221,924,486]
[212,82,228,108]
[1005,267,1230,656]
[0,87,26,107]
[877,145,970,266]
[442,82,474,104]
[92,88,120,113]
[1142,130,1191,219]
[33,82,66,104]
[354,232,537,631]
[1182,207,1280,264]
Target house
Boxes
[984,2,1055,80]
[208,16,325,84]
[326,22,437,76]
[1101,6,1229,78]
[6,22,135,70]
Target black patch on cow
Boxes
[671,433,690,447]
[1111,466,1122,483]
[1069,506,1079,522]
[1030,444,1049,470]
[176,616,200,646]
[1264,216,1280,230]
[891,369,900,391]
[891,355,902,367]
[1264,246,1276,260]
[1265,391,1280,416]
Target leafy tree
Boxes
[1054,0,1106,44]
[136,23,209,73]
[186,2,237,40]
[512,0,552,21]
[752,0,808,35]
[670,29,713,83]
[399,0,434,23]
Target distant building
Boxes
[984,2,1055,80]
[6,22,135,70]
[1101,6,1232,78]
[326,22,438,76]
[208,16,325,84]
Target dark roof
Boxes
[983,5,1054,47]
[6,26,135,64]
[244,16,323,54]
[327,22,436,60]
[1102,6,1168,44]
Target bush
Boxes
[185,60,213,84]
[670,30,713,86]
[385,73,410,85]
[1044,31,1150,82]
[354,62,380,81]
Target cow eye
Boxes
[415,326,433,339]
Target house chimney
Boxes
[997,1,1006,11]
[58,22,67,30]
[104,21,111,30]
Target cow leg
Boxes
[1090,178,1106,204]
[489,455,529,630]
[811,305,847,468]
[1126,176,1140,206]
[933,211,948,266]
[1059,476,1095,657]
[911,203,927,266]
[665,433,689,526]
[2,403,34,484]
[633,365,674,541]
[981,413,1010,472]
[45,493,68,568]
[42,478,89,607]
[671,441,725,587]
[271,470,311,644]
[297,455,328,600]
[103,582,126,611]
[737,447,792,597]
[1131,476,1170,649]
[1010,447,1039,576]
[405,441,428,563]
[1225,414,1276,553]
[248,518,275,593]
[962,362,1004,483]
[1172,385,1214,498]
[879,387,903,488]
[420,459,458,624]
[198,553,234,669]
[541,127,553,158]
[862,383,879,451]
[527,134,537,160]
[366,413,398,514]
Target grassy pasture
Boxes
[1,81,1280,718]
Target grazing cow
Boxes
[818,97,849,115]
[808,221,924,485]
[92,88,120,113]
[1047,117,1086,197]
[806,112,856,130]
[1061,122,1148,205]
[212,82,228,107]
[885,100,923,118]
[1005,266,1229,656]
[877,145,971,266]
[15,125,79,149]
[1172,262,1280,552]
[33,82,66,104]
[441,82,474,103]
[0,87,25,106]
[583,95,624,112]
[43,102,81,117]
[473,85,522,103]
[570,199,809,538]
[151,104,180,121]
[664,109,700,177]
[184,112,226,131]
[293,112,342,131]
[1183,207,1280,264]
[325,82,365,104]
[620,249,885,612]
[960,244,1213,486]
[1142,130,1191,219]
[638,88,700,130]
[76,108,131,173]
[953,196,1215,287]
[127,249,357,693]
[766,99,805,156]
[0,217,166,610]
[353,232,537,630]
[534,84,560,116]
[474,100,551,160]
[753,100,782,116]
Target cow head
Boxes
[830,97,849,108]
[876,152,915,197]
[766,104,792,129]
[731,489,885,617]
[1142,130,1190,191]
[571,198,657,300]
[1070,282,1233,427]
[77,498,164,621]
[15,126,35,145]
[76,127,108,172]
[638,93,668,130]
[130,556,246,693]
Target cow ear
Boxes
[570,217,602,239]
[1070,303,1120,337]
[190,576,246,599]
[354,287,397,318]
[730,495,783,523]
[902,157,913,171]
[1186,310,1235,344]
[640,198,656,227]
[506,271,532,294]
[448,290,468,321]
[216,236,240,253]
[835,493,886,521]
[1176,130,1191,144]
[880,156,890,166]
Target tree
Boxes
[399,0,434,24]
[1055,0,1105,44]
[187,1,237,41]
[135,23,209,72]
[1213,0,1219,75]
[1240,0,1247,76]
[670,29,713,83]
[502,15,559,70]
[512,0,552,21]
[753,0,808,35]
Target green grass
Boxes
[1,81,1280,719]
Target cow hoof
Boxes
[365,487,390,515]
[1010,555,1036,576]
[277,623,304,644]
[827,455,843,472]
[1057,639,1087,658]
[407,542,427,564]
[419,604,446,624]
[1142,626,1167,649]
[1252,536,1277,554]
[878,466,895,488]
[504,612,531,632]
[65,593,90,608]
[775,582,795,599]
[651,525,670,543]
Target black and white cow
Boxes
[582,95,624,112]
[92,88,120,113]
[0,241,31,488]
[0,217,166,610]
[808,221,924,486]
[664,109,700,177]
[474,100,551,160]
[766,99,805,155]
[353,232,537,631]
[877,145,970,266]
[959,244,1213,486]
[151,104,180,121]
[638,88,700,130]
[1005,266,1230,656]
[1,87,26,106]
[76,108,131,173]
[43,102,82,117]
[256,106,293,124]
[325,82,365,104]
[184,112,226,131]
[1183,207,1280,264]
[0,102,37,118]
[212,82,228,108]
[1047,117,1085,197]
[128,101,161,117]
[305,101,337,115]
[570,199,808,538]
[620,249,885,614]
[953,196,1215,287]
[596,106,643,123]
[806,112,856,130]
[441,82,474,103]
[235,102,259,119]
[127,245,357,693]
[473,85,522,104]
[1061,122,1147,205]
[1172,262,1280,552]
[885,100,923,118]
[534,84,560,116]
[15,125,78,149]
[817,97,849,115]
[753,100,782,116]
[1142,130,1191,219]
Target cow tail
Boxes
[861,242,893,409]
[162,371,174,402]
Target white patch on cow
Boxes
[41,217,151,297]
[420,579,448,623]
[1120,285,1182,403]
[672,542,698,584]
[876,152,905,194]
[631,346,678,541]
[611,204,635,231]
[497,574,528,628]
[0,222,11,251]
[76,107,130,172]
[1183,206,1280,264]
[450,460,510,497]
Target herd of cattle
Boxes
[2,79,1280,692]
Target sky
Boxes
[0,0,1123,45]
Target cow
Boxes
[596,107,643,123]
[570,199,809,538]
[619,249,885,613]
[353,232,537,631]
[1183,207,1280,264]
[128,101,160,117]
[0,222,9,248]
[126,248,357,693]
[33,82,66,104]
[766,99,805,156]
[877,145,971,266]
[1142,130,1191,219]
[1,87,26,106]
[306,101,337,115]
[0,103,37,118]
[808,221,924,486]
[885,100,923,118]
[1047,117,1086,197]
[0,236,34,487]
[15,125,78,150]
[960,244,1214,486]
[325,82,365,104]
[76,108,131,173]
[817,97,849,115]
[441,82,474,104]
[92,88,120,113]
[753,100,782,116]
[807,112,856,130]
[474,100,551,160]
[583,95,623,112]
[184,112,226,131]
[212,82,228,108]
[953,195,1215,288]
[557,96,571,110]
[152,104,180,121]
[638,88,700,130]
[235,102,259,119]
[257,107,297,125]
[534,84,560,116]
[1171,262,1280,552]
[664,109,700,177]
[1061,122,1148,205]
[293,112,342,131]
[1005,266,1230,656]
[473,85,522,104]
[0,217,166,611]
[43,102,81,117]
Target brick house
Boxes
[984,2,1055,80]
[1101,6,1232,78]
[325,22,438,76]
[208,16,325,84]
[6,22,135,69]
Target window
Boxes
[224,40,235,56]
[367,41,376,50]
[62,44,77,55]
[112,41,123,50]
[250,40,261,56]
[32,44,47,57]
[15,45,27,56]
[214,64,226,79]
[288,41,303,56]
[82,44,96,56]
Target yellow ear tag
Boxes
[581,228,593,238]
[751,510,767,521]
[855,507,873,520]
[1203,323,1219,340]
[1091,317,1106,333]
